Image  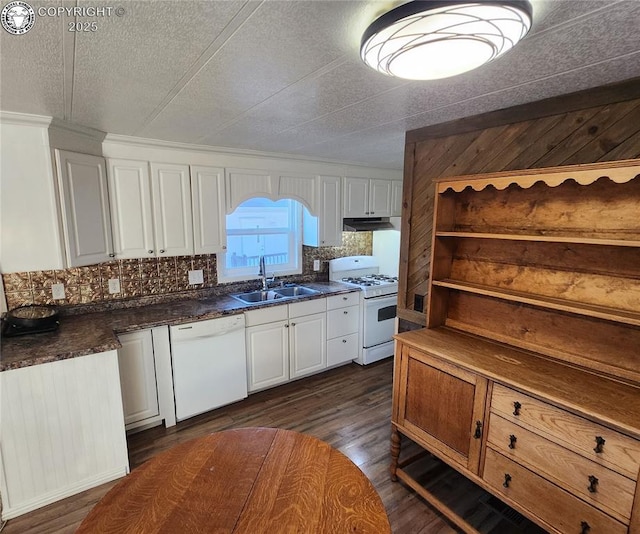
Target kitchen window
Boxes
[217,197,302,283]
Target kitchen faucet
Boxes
[259,255,268,290]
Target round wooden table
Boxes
[77,427,391,533]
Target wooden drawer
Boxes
[491,383,640,479]
[327,291,360,310]
[483,448,627,534]
[327,305,359,338]
[327,333,358,367]
[487,414,635,520]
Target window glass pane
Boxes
[218,197,302,283]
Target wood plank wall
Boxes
[398,78,640,329]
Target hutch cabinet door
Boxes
[394,344,488,473]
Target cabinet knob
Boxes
[508,434,517,449]
[594,436,605,454]
[371,211,375,215]
[284,324,289,328]
[343,310,348,314]
[513,401,522,416]
[365,211,369,215]
[109,253,115,257]
[342,296,348,300]
[503,473,512,488]
[587,475,598,493]
[159,249,165,253]
[342,339,347,343]
[291,322,296,327]
[580,521,591,534]
[222,245,227,250]
[473,420,482,439]
[148,250,154,254]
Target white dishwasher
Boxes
[170,314,247,422]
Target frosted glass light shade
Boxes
[361,1,532,80]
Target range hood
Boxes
[343,217,394,232]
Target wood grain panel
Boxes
[403,356,475,457]
[483,448,628,534]
[445,292,640,384]
[487,414,636,520]
[491,384,640,480]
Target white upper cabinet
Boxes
[369,179,393,217]
[303,175,342,247]
[150,163,194,257]
[55,150,114,267]
[191,166,226,254]
[343,177,394,218]
[343,177,369,217]
[225,168,275,212]
[108,159,195,258]
[391,179,403,217]
[108,159,155,259]
[278,174,316,213]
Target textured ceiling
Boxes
[1,0,639,169]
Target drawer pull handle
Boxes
[508,434,517,449]
[503,473,512,488]
[587,475,599,493]
[473,421,482,439]
[594,436,605,454]
[580,521,591,534]
[513,401,522,416]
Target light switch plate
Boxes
[188,269,204,285]
[51,283,65,300]
[313,259,320,271]
[108,278,121,294]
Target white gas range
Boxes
[329,256,398,365]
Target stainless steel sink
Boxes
[273,286,319,298]
[231,285,319,304]
[231,290,285,303]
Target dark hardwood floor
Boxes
[2,359,543,533]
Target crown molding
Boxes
[49,118,107,143]
[0,111,52,127]
[103,133,400,172]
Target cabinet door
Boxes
[290,312,326,379]
[55,150,114,267]
[191,165,226,254]
[395,345,488,473]
[343,177,369,217]
[108,159,155,259]
[246,320,289,392]
[391,180,403,217]
[117,330,159,427]
[369,179,393,217]
[318,175,342,246]
[150,163,194,257]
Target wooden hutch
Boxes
[391,160,640,533]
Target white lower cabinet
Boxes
[245,298,327,392]
[0,352,129,520]
[116,327,176,431]
[117,330,160,428]
[326,292,361,366]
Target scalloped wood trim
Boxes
[437,159,640,193]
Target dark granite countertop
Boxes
[1,282,358,371]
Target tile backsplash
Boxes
[2,232,372,311]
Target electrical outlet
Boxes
[188,269,204,285]
[51,283,65,300]
[313,259,321,271]
[108,278,121,294]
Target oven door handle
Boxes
[363,294,397,306]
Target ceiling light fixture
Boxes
[360,1,532,80]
